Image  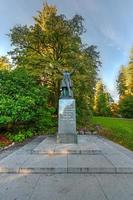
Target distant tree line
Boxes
[93,47,133,118]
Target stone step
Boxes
[1,152,133,174]
[1,167,133,174]
[32,136,101,155]
[32,149,102,155]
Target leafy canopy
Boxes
[8,3,101,124]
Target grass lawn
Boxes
[91,116,133,151]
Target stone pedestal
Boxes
[57,98,77,144]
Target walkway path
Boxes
[0,135,133,200]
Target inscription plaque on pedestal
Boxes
[57,99,77,143]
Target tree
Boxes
[0,56,11,71]
[119,96,133,118]
[117,47,133,118]
[110,102,119,117]
[8,3,101,124]
[126,63,133,96]
[93,80,112,116]
[117,48,133,99]
[117,65,127,99]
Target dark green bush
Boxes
[119,95,133,118]
[0,68,55,134]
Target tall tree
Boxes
[117,65,127,99]
[93,80,112,116]
[126,62,133,96]
[117,47,133,118]
[117,48,133,98]
[8,3,101,124]
[119,96,133,118]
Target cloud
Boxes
[78,0,132,54]
[100,25,118,41]
[74,0,100,13]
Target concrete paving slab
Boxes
[117,174,133,191]
[1,173,133,200]
[103,137,133,159]
[67,154,116,173]
[20,136,46,150]
[96,174,133,200]
[29,174,107,200]
[91,138,121,155]
[79,143,101,154]
[105,153,133,169]
[33,137,56,154]
[21,154,67,173]
[78,135,91,143]
[0,152,30,170]
[0,174,40,200]
[55,143,81,154]
[0,150,15,160]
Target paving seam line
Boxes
[95,174,110,200]
[102,153,117,173]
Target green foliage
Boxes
[110,102,119,117]
[93,80,112,116]
[7,130,33,143]
[0,56,11,71]
[117,48,133,99]
[119,95,133,118]
[8,3,101,123]
[25,130,33,138]
[117,47,133,117]
[9,132,25,143]
[117,65,127,97]
[0,68,55,133]
[91,117,133,150]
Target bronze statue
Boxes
[60,71,73,98]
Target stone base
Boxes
[58,98,77,144]
[57,134,77,144]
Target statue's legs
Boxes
[62,88,68,97]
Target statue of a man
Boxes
[60,71,73,98]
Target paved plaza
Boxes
[0,135,133,200]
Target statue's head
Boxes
[63,71,70,77]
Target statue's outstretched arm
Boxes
[70,65,78,76]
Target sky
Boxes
[1,0,133,101]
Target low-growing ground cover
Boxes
[91,117,133,150]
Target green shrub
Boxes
[7,130,33,143]
[119,95,133,118]
[0,68,55,133]
[13,133,26,142]
[25,130,33,138]
[7,132,25,143]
